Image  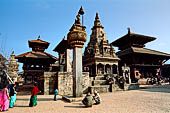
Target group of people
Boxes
[82,90,101,107]
[0,81,100,111]
[0,82,42,112]
[0,83,17,112]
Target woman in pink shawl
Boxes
[0,84,10,111]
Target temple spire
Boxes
[94,12,102,27]
[95,13,99,20]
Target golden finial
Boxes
[128,27,131,34]
[11,51,15,56]
[38,35,40,40]
[95,12,99,20]
[78,6,84,15]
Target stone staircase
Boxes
[89,76,110,93]
[89,75,132,93]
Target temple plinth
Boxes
[67,7,87,97]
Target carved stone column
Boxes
[67,7,86,97]
[73,47,82,97]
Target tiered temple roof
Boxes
[53,37,70,53]
[111,28,170,60]
[16,36,58,67]
[111,28,156,50]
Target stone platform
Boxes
[62,96,84,103]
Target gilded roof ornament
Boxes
[95,13,99,20]
[38,35,40,40]
[78,6,84,15]
[128,27,131,34]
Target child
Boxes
[93,90,101,105]
[54,89,58,101]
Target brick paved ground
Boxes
[3,84,170,113]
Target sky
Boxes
[0,0,170,71]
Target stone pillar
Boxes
[73,47,82,97]
[66,49,72,72]
[111,66,112,74]
[44,73,51,95]
[95,64,97,75]
[128,72,131,84]
[103,64,105,74]
[67,7,86,97]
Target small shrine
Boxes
[53,37,72,72]
[7,51,19,83]
[0,53,7,88]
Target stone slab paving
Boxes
[4,85,170,113]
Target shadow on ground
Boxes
[17,98,62,101]
[64,105,86,108]
[137,84,170,93]
[14,105,30,107]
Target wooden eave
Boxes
[111,33,156,48]
[53,38,69,53]
[28,39,50,48]
[15,51,58,62]
[117,47,170,58]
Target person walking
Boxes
[29,83,41,107]
[54,89,58,101]
[0,84,10,111]
[9,84,17,108]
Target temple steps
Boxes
[92,80,107,85]
[90,75,110,93]
[89,85,110,93]
[94,76,105,80]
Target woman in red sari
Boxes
[29,83,41,107]
[0,85,10,111]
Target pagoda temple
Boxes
[53,37,72,72]
[111,28,170,82]
[83,13,120,77]
[15,36,58,92]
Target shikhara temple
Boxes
[83,13,119,77]
[1,7,170,95]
